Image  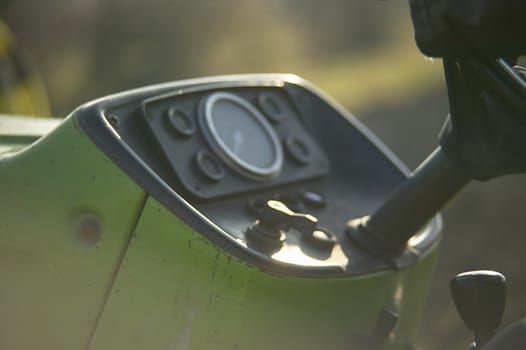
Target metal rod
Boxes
[362,146,470,253]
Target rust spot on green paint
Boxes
[76,215,102,247]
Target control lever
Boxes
[245,200,336,256]
[450,270,506,349]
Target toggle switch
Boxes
[245,200,336,257]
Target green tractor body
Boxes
[0,75,441,349]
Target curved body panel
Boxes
[0,75,441,349]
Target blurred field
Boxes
[3,1,526,349]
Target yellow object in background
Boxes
[0,21,50,117]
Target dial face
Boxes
[200,92,283,179]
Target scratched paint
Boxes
[175,309,196,350]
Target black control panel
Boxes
[138,87,329,199]
[78,75,441,276]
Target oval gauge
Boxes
[199,92,283,179]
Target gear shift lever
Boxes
[450,270,506,349]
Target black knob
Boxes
[259,200,317,234]
[450,270,506,349]
[300,227,338,260]
[245,200,318,254]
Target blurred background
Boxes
[1,0,525,349]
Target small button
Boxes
[258,93,283,123]
[285,136,310,164]
[300,189,326,208]
[195,150,224,182]
[166,107,195,137]
[301,226,337,260]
